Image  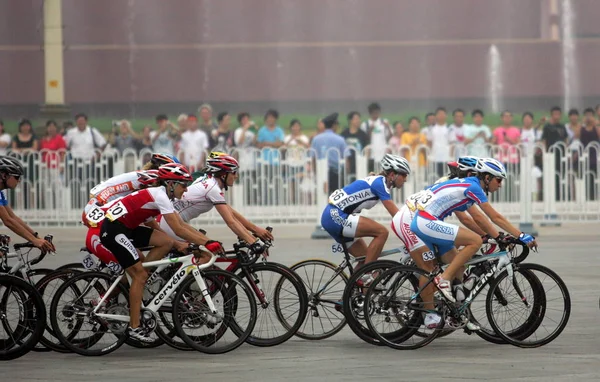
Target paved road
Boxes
[2,224,599,381]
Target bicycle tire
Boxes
[486,263,570,348]
[290,259,348,340]
[0,274,46,360]
[172,269,257,354]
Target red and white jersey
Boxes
[104,186,174,229]
[172,175,227,222]
[89,171,145,206]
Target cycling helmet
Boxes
[0,156,24,176]
[380,154,411,175]
[151,153,180,167]
[157,163,192,182]
[136,169,159,186]
[208,151,228,159]
[457,156,479,172]
[476,158,507,179]
[205,153,239,174]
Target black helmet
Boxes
[0,156,24,176]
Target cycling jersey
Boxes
[328,175,391,214]
[173,175,226,222]
[104,186,174,229]
[0,190,8,207]
[406,176,487,221]
[83,171,150,227]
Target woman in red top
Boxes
[39,120,67,169]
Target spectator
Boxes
[400,116,428,167]
[151,114,178,155]
[493,111,521,165]
[11,119,38,154]
[464,109,491,158]
[387,122,405,153]
[425,107,455,177]
[311,112,347,194]
[449,108,468,158]
[198,103,218,137]
[39,120,67,168]
[234,112,258,204]
[110,120,140,155]
[360,102,392,172]
[139,125,154,164]
[256,109,285,165]
[580,108,600,200]
[542,106,568,201]
[60,121,74,136]
[520,112,544,201]
[284,119,310,202]
[211,111,235,152]
[180,114,209,172]
[340,111,369,182]
[309,118,326,144]
[565,108,581,145]
[0,120,11,156]
[425,112,436,129]
[64,113,106,160]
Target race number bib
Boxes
[328,189,347,205]
[406,190,435,212]
[85,206,105,227]
[81,253,97,269]
[105,201,128,222]
[331,242,344,254]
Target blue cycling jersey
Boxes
[328,175,391,214]
[410,176,487,220]
[0,190,7,207]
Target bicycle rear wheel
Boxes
[0,274,46,360]
[173,269,257,354]
[486,263,570,348]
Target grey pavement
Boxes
[2,224,600,382]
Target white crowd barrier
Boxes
[1,142,599,227]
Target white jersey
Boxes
[172,175,227,222]
[89,171,146,206]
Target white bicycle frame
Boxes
[1,250,49,284]
[90,253,218,324]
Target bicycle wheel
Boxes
[172,269,257,354]
[486,263,570,348]
[290,259,348,340]
[237,262,308,347]
[364,265,440,350]
[341,260,402,345]
[50,271,129,356]
[0,274,46,360]
[35,268,84,353]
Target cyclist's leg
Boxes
[351,216,388,265]
[137,226,174,263]
[439,228,481,282]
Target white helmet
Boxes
[380,154,411,175]
[476,158,507,179]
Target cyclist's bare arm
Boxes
[466,204,501,238]
[455,210,486,236]
[477,202,521,237]
[162,212,211,246]
[231,208,274,241]
[143,219,161,231]
[4,204,37,237]
[382,200,399,218]
[216,204,256,243]
[0,205,52,250]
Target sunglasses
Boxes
[9,174,21,181]
[495,177,503,184]
[173,181,191,187]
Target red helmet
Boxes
[206,153,239,174]
[136,170,159,186]
[158,163,192,182]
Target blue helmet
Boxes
[151,153,180,166]
[457,156,479,172]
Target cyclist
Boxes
[82,153,179,268]
[99,163,224,342]
[409,158,537,311]
[321,153,410,265]
[0,156,54,252]
[158,152,273,251]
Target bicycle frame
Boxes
[90,254,218,324]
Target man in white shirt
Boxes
[180,115,209,172]
[449,108,468,159]
[464,109,492,158]
[0,120,11,156]
[425,107,455,178]
[360,102,392,172]
[64,113,107,160]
